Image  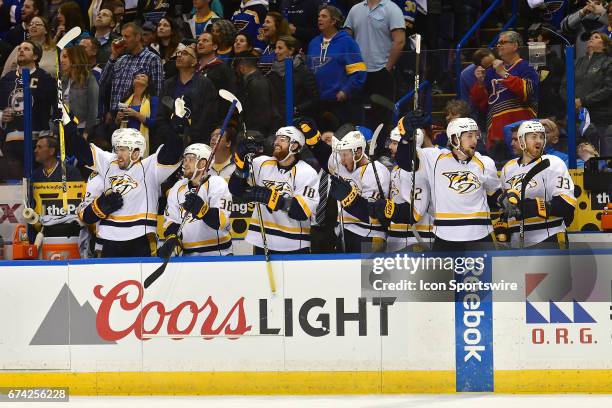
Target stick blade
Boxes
[219,89,242,113]
[369,123,384,156]
[56,27,82,50]
[410,34,422,53]
[144,259,169,289]
[370,94,395,113]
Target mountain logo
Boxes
[30,284,115,345]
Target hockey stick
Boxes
[219,89,247,137]
[333,151,346,252]
[55,27,82,210]
[370,94,396,115]
[409,34,426,248]
[218,89,277,294]
[368,123,386,199]
[518,158,550,249]
[144,98,237,289]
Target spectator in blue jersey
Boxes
[6,0,43,48]
[100,22,163,119]
[211,19,237,62]
[561,0,608,58]
[183,0,220,39]
[306,4,366,130]
[344,0,406,156]
[231,0,268,51]
[116,71,158,156]
[268,35,319,125]
[282,0,324,48]
[33,136,82,183]
[92,7,120,66]
[259,11,290,74]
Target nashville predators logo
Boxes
[109,174,138,196]
[262,180,293,198]
[443,171,481,194]
[507,174,537,191]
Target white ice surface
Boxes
[13,394,612,408]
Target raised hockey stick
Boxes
[144,98,237,289]
[55,27,82,210]
[333,151,346,252]
[409,34,426,248]
[218,89,277,294]
[518,158,550,249]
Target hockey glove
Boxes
[183,192,209,219]
[91,191,123,219]
[330,175,358,208]
[370,199,394,227]
[294,117,320,146]
[244,186,285,211]
[234,140,259,173]
[158,235,179,258]
[397,110,427,141]
[499,189,521,219]
[516,197,549,220]
[492,218,509,242]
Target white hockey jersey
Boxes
[328,155,390,239]
[419,148,501,241]
[247,156,319,251]
[164,176,233,255]
[501,154,576,247]
[89,144,180,241]
[387,160,434,251]
[209,157,236,182]
[77,171,104,252]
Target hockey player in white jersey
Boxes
[296,119,390,253]
[375,127,434,251]
[229,126,320,254]
[500,120,576,248]
[77,171,106,257]
[396,115,502,251]
[158,143,233,257]
[69,124,183,257]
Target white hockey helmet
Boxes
[184,143,212,162]
[275,126,305,150]
[336,130,367,170]
[336,130,367,153]
[447,118,479,149]
[112,128,146,159]
[517,120,546,151]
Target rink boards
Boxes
[0,250,612,395]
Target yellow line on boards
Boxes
[495,370,612,393]
[0,371,454,395]
[1,370,611,395]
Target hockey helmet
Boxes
[517,120,546,151]
[446,118,479,149]
[391,126,425,148]
[112,128,146,159]
[184,143,213,163]
[275,126,305,151]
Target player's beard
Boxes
[273,145,289,162]
[526,144,543,159]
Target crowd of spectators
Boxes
[0,0,611,183]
